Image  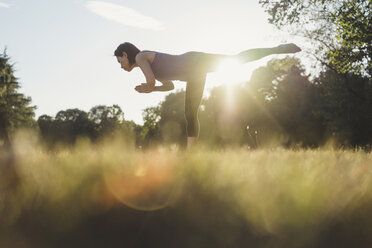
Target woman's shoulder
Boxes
[136,50,157,64]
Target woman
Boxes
[114,42,301,149]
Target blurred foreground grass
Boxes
[1,131,372,248]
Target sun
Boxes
[205,58,256,109]
[206,58,255,87]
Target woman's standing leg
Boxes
[182,44,301,149]
[185,74,206,150]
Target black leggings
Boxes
[185,47,276,137]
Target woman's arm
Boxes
[135,53,156,91]
[154,81,174,92]
[135,81,174,93]
[134,52,174,93]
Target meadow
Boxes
[1,132,372,248]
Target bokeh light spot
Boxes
[104,153,179,211]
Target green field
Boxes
[1,133,372,248]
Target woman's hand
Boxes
[135,83,153,93]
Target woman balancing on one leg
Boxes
[114,42,301,150]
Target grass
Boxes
[1,131,372,248]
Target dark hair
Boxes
[114,42,141,65]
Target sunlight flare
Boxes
[214,58,254,84]
[208,58,252,110]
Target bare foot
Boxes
[276,43,302,54]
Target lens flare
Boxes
[104,152,180,211]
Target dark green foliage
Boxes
[0,51,36,147]
[139,106,161,147]
[332,0,372,75]
[314,70,372,146]
[267,62,324,146]
[159,91,186,145]
[259,0,372,76]
[37,105,135,146]
[37,110,97,145]
[88,104,124,136]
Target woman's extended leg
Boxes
[185,74,207,150]
[199,43,301,72]
[235,43,301,63]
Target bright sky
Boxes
[0,0,298,124]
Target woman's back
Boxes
[145,51,206,81]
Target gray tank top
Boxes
[142,51,205,81]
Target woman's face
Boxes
[117,53,133,72]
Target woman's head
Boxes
[114,42,140,72]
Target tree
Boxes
[259,0,371,76]
[200,85,247,147]
[201,57,325,147]
[158,91,186,145]
[314,70,372,146]
[0,51,36,148]
[37,105,136,146]
[54,108,96,144]
[88,104,124,136]
[267,63,324,146]
[140,106,161,147]
[37,114,54,144]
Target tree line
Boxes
[140,57,372,149]
[3,53,371,150]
